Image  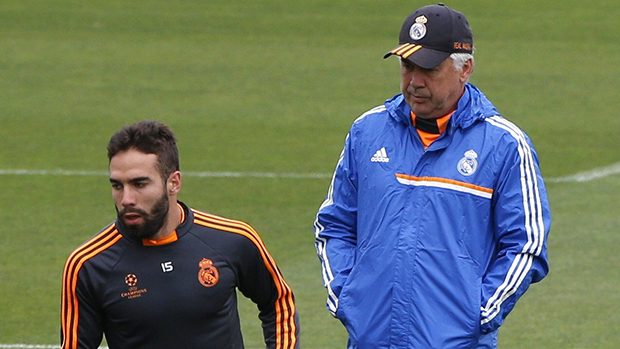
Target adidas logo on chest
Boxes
[371,147,390,163]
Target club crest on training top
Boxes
[457,150,478,176]
[198,258,220,287]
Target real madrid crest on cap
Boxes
[457,150,478,176]
[384,4,474,69]
[409,15,428,40]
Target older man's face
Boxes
[400,57,472,119]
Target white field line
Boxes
[0,169,331,179]
[545,161,620,183]
[0,162,619,182]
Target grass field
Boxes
[1,0,618,348]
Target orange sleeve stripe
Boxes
[192,212,296,348]
[192,211,297,348]
[192,210,298,349]
[61,225,122,349]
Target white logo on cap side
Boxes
[410,15,428,40]
[410,23,426,40]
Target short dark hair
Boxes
[107,120,180,181]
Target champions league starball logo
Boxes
[121,273,148,299]
[125,274,138,287]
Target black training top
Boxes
[61,202,299,349]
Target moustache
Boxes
[407,88,430,98]
[119,207,149,217]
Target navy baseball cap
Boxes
[383,3,473,69]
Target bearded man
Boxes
[61,120,299,349]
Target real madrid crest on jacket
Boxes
[62,202,299,349]
[314,83,551,348]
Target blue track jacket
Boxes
[314,84,551,348]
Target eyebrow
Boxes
[109,176,151,184]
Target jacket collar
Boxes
[385,83,500,129]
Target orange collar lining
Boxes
[141,203,185,246]
[411,111,453,148]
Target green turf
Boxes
[0,0,618,347]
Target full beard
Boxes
[116,193,170,240]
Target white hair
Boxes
[397,52,475,71]
[450,53,474,71]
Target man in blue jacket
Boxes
[314,4,551,348]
